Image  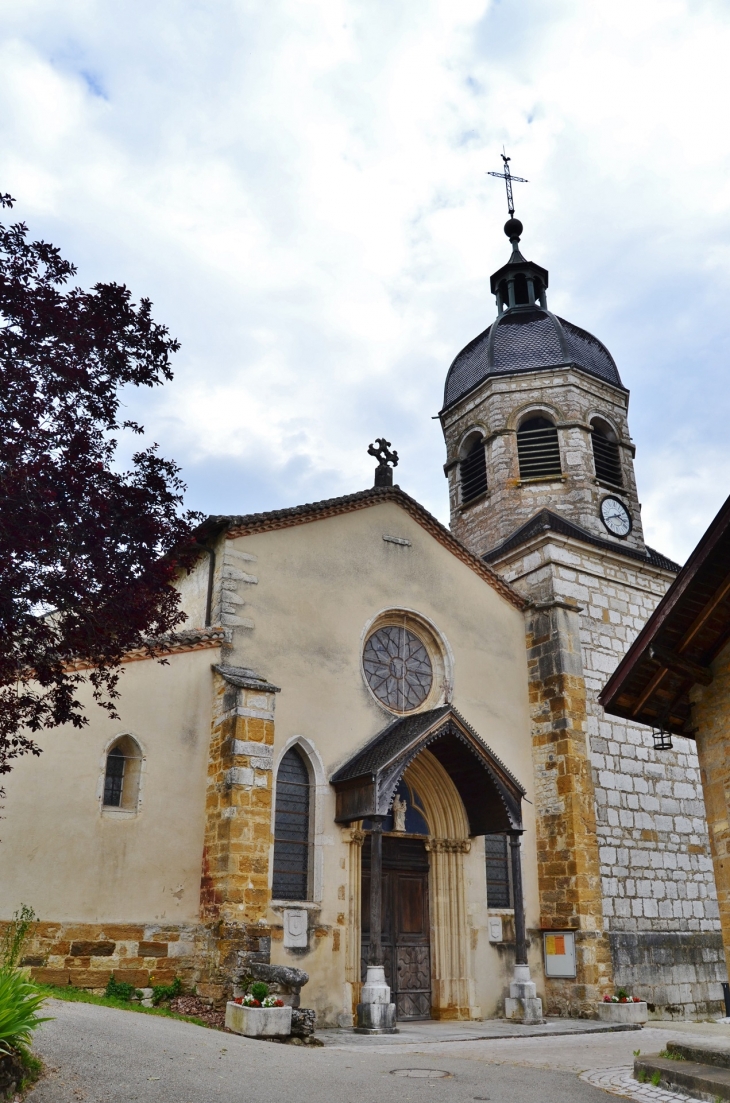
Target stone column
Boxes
[525,597,612,1015]
[355,818,396,1034]
[425,838,471,1019]
[504,833,543,1024]
[199,667,279,996]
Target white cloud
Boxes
[1,0,730,561]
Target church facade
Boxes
[1,215,725,1024]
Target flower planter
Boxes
[225,1002,292,1037]
[597,1001,648,1025]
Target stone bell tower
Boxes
[438,216,724,1018]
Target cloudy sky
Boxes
[2,0,729,564]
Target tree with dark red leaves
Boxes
[0,195,199,790]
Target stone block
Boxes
[69,941,116,957]
[113,970,149,987]
[138,942,168,957]
[70,970,113,987]
[31,968,70,986]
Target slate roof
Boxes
[443,308,623,410]
[482,508,681,574]
[330,704,524,795]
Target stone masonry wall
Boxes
[441,366,646,557]
[497,532,724,1016]
[524,597,613,1016]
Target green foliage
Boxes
[651,1070,661,1087]
[636,1070,647,1083]
[18,1046,43,1090]
[36,983,210,1028]
[616,987,629,1000]
[250,981,268,1003]
[0,904,37,970]
[633,1049,641,1057]
[104,976,140,1002]
[152,976,182,1005]
[0,967,51,1056]
[658,1048,686,1061]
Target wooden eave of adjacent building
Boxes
[599,492,730,737]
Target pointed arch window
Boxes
[102,735,143,811]
[591,419,623,487]
[273,747,312,900]
[517,416,561,480]
[460,436,488,504]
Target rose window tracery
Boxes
[363,625,433,712]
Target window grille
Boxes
[591,426,623,486]
[103,747,126,807]
[273,747,311,900]
[459,437,488,504]
[485,833,512,908]
[516,417,561,480]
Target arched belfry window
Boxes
[591,419,623,487]
[102,735,143,811]
[516,415,562,480]
[459,436,488,504]
[273,747,312,900]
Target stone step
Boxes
[634,1054,730,1101]
[665,1040,730,1068]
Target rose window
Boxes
[363,625,433,712]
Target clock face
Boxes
[600,496,632,537]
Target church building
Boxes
[1,213,724,1025]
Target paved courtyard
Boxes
[27,999,730,1103]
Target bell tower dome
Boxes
[440,217,648,560]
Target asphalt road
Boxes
[27,998,709,1103]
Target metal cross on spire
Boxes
[487,151,528,218]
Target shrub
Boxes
[0,967,50,1056]
[151,977,182,1006]
[104,976,138,1002]
[250,982,268,1003]
[0,905,37,971]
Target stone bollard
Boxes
[355,965,397,1034]
[504,964,544,1024]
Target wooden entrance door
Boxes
[361,836,431,1021]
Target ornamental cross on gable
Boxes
[487,151,528,218]
[368,438,399,488]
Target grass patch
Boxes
[35,985,219,1030]
[659,1049,686,1061]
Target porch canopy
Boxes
[330,705,525,834]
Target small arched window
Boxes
[459,436,488,504]
[273,747,312,901]
[103,735,143,811]
[517,416,562,480]
[591,419,623,487]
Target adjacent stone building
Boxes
[601,492,730,1014]
[438,215,723,1016]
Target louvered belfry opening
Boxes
[273,746,311,900]
[591,422,623,486]
[460,436,488,504]
[516,416,561,480]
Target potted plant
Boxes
[225,981,292,1038]
[597,988,648,1024]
